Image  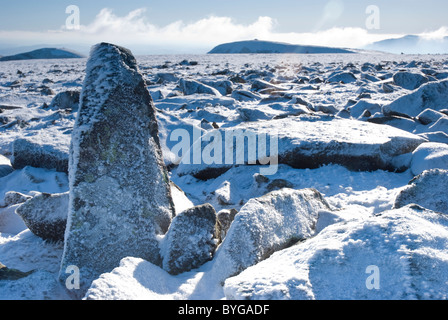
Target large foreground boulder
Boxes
[59,43,175,296]
[160,204,217,275]
[410,142,448,176]
[224,205,448,300]
[176,115,426,180]
[394,169,448,215]
[210,188,331,283]
[16,192,68,242]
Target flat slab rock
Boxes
[177,114,426,180]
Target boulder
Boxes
[176,114,426,180]
[3,191,32,207]
[394,169,448,214]
[160,204,217,275]
[416,108,447,125]
[393,71,429,90]
[59,43,175,295]
[15,192,68,242]
[179,79,222,96]
[383,80,448,118]
[224,205,448,300]
[216,208,238,243]
[48,90,80,112]
[210,188,331,283]
[347,100,382,119]
[10,138,69,173]
[0,155,13,178]
[410,142,448,176]
[326,72,357,84]
[0,262,33,281]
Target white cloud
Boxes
[0,8,445,53]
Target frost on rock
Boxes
[224,205,448,300]
[16,192,68,242]
[211,188,331,284]
[0,155,13,178]
[59,43,175,296]
[394,169,448,215]
[160,203,217,275]
[410,142,448,176]
[11,138,69,173]
[177,114,426,180]
[383,79,448,118]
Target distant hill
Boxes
[208,40,355,54]
[364,35,448,54]
[0,48,85,62]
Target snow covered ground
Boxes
[1,52,448,300]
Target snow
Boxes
[1,51,448,300]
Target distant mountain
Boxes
[208,40,355,54]
[0,48,85,62]
[365,35,448,54]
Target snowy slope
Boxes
[0,48,85,62]
[208,40,355,54]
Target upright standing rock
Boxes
[59,43,175,296]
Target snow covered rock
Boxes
[176,115,426,180]
[392,71,429,90]
[16,192,68,242]
[2,191,32,207]
[48,90,80,112]
[326,72,357,84]
[11,138,69,173]
[394,169,448,214]
[347,100,382,119]
[383,79,448,118]
[410,142,448,176]
[416,108,447,125]
[216,209,238,243]
[59,43,175,295]
[0,155,13,178]
[210,188,331,283]
[161,204,217,275]
[0,262,33,281]
[179,79,222,96]
[224,205,448,300]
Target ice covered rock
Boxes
[416,108,447,125]
[224,205,448,300]
[0,155,13,178]
[428,117,448,134]
[48,90,80,112]
[2,191,32,207]
[59,43,175,295]
[160,204,217,275]
[231,89,262,102]
[179,79,222,96]
[11,138,69,173]
[383,80,448,118]
[176,115,426,180]
[210,188,331,283]
[410,142,448,176]
[216,208,238,243]
[394,169,448,214]
[393,71,429,90]
[0,262,33,281]
[347,100,382,119]
[16,192,68,242]
[326,72,357,84]
[251,79,287,92]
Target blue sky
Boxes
[0,0,447,54]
